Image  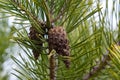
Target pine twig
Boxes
[51,8,65,23]
[50,1,67,23]
[50,55,56,80]
[50,0,55,15]
[49,50,57,80]
[83,53,110,80]
[11,1,45,28]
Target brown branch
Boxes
[50,0,55,15]
[50,55,56,80]
[50,1,67,23]
[51,9,65,23]
[83,54,110,80]
[51,5,65,23]
[49,50,57,80]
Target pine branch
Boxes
[50,1,66,23]
[12,1,43,24]
[49,50,57,80]
[49,0,55,15]
[50,55,56,80]
[51,6,65,23]
[83,53,110,80]
[1,0,119,80]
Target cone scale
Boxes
[48,27,70,68]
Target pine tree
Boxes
[0,0,120,80]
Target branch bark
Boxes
[50,55,56,80]
[83,54,110,80]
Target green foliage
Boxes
[0,0,120,80]
[0,13,11,80]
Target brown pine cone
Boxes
[29,27,43,60]
[48,27,70,68]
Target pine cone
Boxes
[48,27,70,68]
[29,27,43,60]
